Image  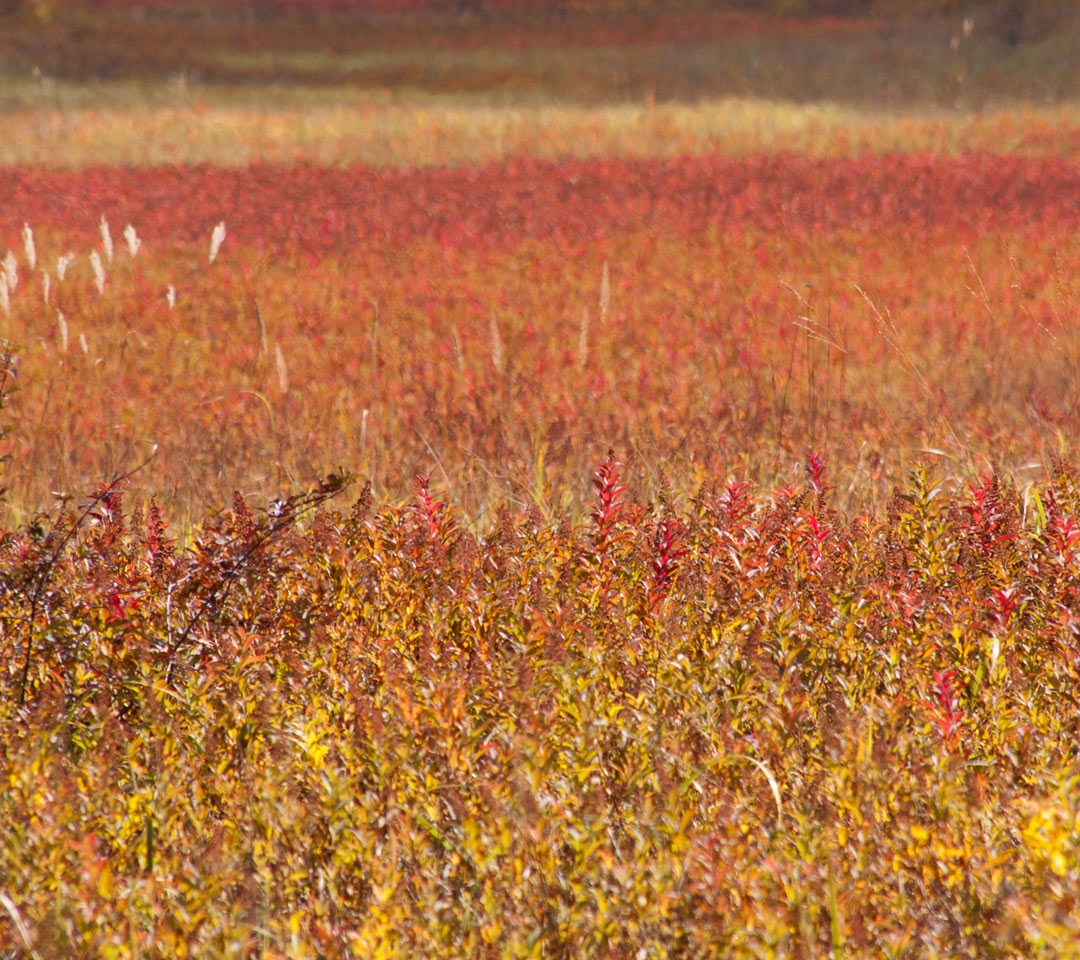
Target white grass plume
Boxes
[100,215,114,264]
[89,250,106,295]
[22,223,35,271]
[208,221,226,264]
[56,252,76,281]
[123,223,141,258]
[3,251,17,292]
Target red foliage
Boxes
[648,516,684,610]
[590,449,626,558]
[4,149,1080,514]
[926,669,965,745]
[414,473,449,539]
[6,153,1080,259]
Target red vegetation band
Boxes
[4,152,1080,255]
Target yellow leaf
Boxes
[97,863,114,899]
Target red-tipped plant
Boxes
[716,480,756,529]
[590,449,626,559]
[800,513,833,566]
[925,669,965,746]
[986,585,1020,628]
[805,451,828,497]
[963,472,1016,554]
[143,497,174,579]
[414,474,450,540]
[649,517,685,612]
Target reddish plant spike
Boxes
[88,480,126,549]
[414,474,447,539]
[649,517,685,611]
[720,480,756,527]
[144,497,174,577]
[590,450,627,558]
[232,490,256,542]
[805,451,828,495]
[987,586,1019,627]
[801,513,833,565]
[963,472,1017,555]
[926,670,966,746]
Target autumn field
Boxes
[3,2,1080,957]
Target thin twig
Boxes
[16,452,156,706]
[164,475,350,684]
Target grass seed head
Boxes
[2,250,17,291]
[489,312,504,374]
[123,224,141,258]
[577,307,589,373]
[21,223,35,271]
[100,215,114,264]
[209,220,227,264]
[275,343,289,392]
[89,250,106,295]
[55,252,75,281]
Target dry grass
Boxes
[6,88,1080,168]
[3,1,1080,168]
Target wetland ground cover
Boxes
[2,2,1080,956]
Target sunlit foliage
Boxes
[3,153,1080,517]
[2,452,1080,956]
[2,4,1080,956]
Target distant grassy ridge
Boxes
[3,0,1062,16]
[8,96,1080,169]
[2,1,1078,109]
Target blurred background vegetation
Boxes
[0,1,1078,109]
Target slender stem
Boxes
[17,454,155,706]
